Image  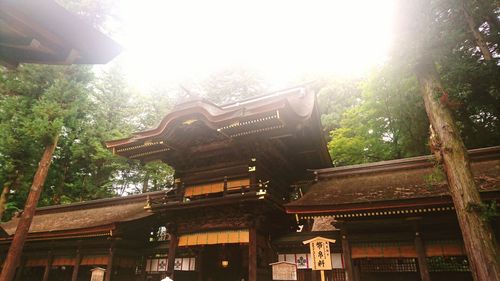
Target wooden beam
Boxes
[166,226,178,279]
[0,3,64,50]
[64,48,80,64]
[70,248,82,281]
[248,226,257,281]
[139,256,147,281]
[0,36,55,55]
[104,245,115,281]
[415,232,431,281]
[0,35,32,47]
[41,251,53,281]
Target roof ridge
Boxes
[314,146,500,178]
[33,190,166,214]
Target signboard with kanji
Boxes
[269,261,297,280]
[302,237,336,271]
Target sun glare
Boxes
[116,0,395,90]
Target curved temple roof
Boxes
[106,85,332,169]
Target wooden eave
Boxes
[0,0,121,67]
[0,192,160,239]
[149,192,285,213]
[105,86,332,169]
[106,97,290,149]
[286,146,500,215]
[273,231,338,245]
[0,224,113,243]
[287,190,500,216]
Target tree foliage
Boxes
[200,67,269,105]
[0,64,174,220]
[1,0,499,223]
[323,0,500,166]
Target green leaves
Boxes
[325,0,500,167]
[0,63,175,220]
[324,65,429,166]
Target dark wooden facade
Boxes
[109,85,331,281]
[285,146,500,281]
[1,86,499,281]
[0,192,165,281]
[1,86,331,281]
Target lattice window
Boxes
[427,256,470,272]
[355,258,417,272]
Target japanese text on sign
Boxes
[303,237,335,271]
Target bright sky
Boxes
[114,0,396,91]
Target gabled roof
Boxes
[106,84,332,170]
[0,191,164,239]
[0,0,121,67]
[286,146,500,214]
[106,85,316,148]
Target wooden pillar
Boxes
[341,228,357,281]
[311,269,318,281]
[105,245,115,281]
[249,158,257,188]
[197,249,204,281]
[13,257,26,281]
[415,232,431,281]
[353,264,361,281]
[71,248,82,281]
[166,227,178,279]
[140,256,148,281]
[41,251,53,281]
[248,226,257,281]
[223,176,228,196]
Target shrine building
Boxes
[1,85,499,281]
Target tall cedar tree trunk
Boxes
[0,185,10,221]
[142,172,150,193]
[0,135,59,281]
[461,1,493,61]
[415,59,500,281]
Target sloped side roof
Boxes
[0,192,162,236]
[286,146,500,213]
